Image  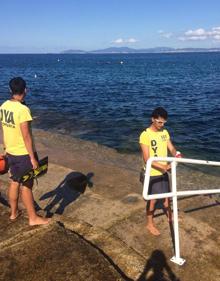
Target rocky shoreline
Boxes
[0,129,219,281]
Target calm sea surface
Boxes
[0,53,220,161]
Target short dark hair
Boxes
[151,107,168,120]
[9,77,26,95]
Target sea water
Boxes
[0,53,220,162]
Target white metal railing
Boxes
[143,157,220,265]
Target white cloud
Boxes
[214,35,220,40]
[185,28,206,36]
[113,38,124,44]
[179,26,220,41]
[179,35,207,41]
[127,38,138,43]
[112,38,138,44]
[163,33,173,39]
[158,30,173,39]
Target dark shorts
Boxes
[140,171,170,210]
[7,153,38,185]
[148,173,170,195]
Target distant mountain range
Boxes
[61,46,220,54]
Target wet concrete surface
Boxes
[0,129,220,281]
[0,208,125,281]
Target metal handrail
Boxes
[143,157,220,265]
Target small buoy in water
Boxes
[34,74,37,78]
[120,61,124,64]
[57,58,60,62]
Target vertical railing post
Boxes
[170,160,185,265]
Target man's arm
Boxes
[20,121,38,169]
[167,139,177,157]
[140,143,170,173]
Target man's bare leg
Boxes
[8,181,20,220]
[146,199,160,236]
[21,185,50,226]
[163,198,172,222]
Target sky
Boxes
[1,0,220,53]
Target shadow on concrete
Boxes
[58,221,133,281]
[137,250,180,281]
[153,194,220,218]
[168,221,176,259]
[34,200,42,212]
[39,172,94,217]
[183,200,220,213]
[180,194,220,213]
[0,192,10,207]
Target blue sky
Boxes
[1,0,220,53]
